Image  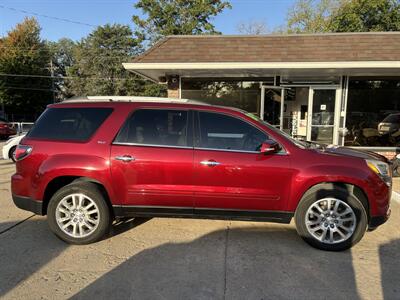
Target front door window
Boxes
[196,111,267,152]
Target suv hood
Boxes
[323,145,388,162]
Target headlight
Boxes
[366,159,391,186]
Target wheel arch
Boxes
[42,176,113,216]
[295,182,370,220]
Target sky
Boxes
[0,0,296,41]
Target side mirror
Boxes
[260,140,281,154]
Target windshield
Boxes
[245,112,308,149]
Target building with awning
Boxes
[123,32,400,155]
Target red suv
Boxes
[0,117,17,139]
[11,97,391,251]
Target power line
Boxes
[1,86,54,92]
[0,5,97,27]
[0,46,139,59]
[0,73,148,81]
[0,45,138,52]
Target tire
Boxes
[295,188,368,251]
[9,146,17,162]
[47,182,111,244]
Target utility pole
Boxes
[50,59,56,103]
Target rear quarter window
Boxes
[27,107,113,141]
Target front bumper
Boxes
[12,194,43,215]
[368,208,391,231]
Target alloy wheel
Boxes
[55,193,100,238]
[305,198,356,244]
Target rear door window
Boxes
[27,107,113,141]
[115,109,190,147]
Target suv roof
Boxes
[59,96,251,115]
[63,96,209,106]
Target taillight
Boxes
[15,145,32,161]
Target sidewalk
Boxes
[393,178,400,194]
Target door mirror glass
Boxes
[260,140,280,154]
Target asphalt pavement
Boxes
[0,145,399,300]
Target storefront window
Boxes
[344,78,400,147]
[181,79,272,116]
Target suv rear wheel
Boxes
[47,182,111,244]
[295,189,368,251]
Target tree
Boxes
[132,0,231,45]
[66,24,165,97]
[0,17,52,119]
[67,24,138,96]
[47,38,76,100]
[286,0,341,33]
[330,0,400,32]
[285,0,400,33]
[237,20,269,35]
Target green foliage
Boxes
[330,0,400,32]
[0,17,52,118]
[286,0,341,33]
[64,24,166,97]
[66,24,138,96]
[47,38,76,100]
[1,0,233,114]
[132,0,231,44]
[286,0,400,33]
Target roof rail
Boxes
[63,95,208,105]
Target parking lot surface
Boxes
[0,147,399,299]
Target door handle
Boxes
[115,155,135,162]
[200,160,220,167]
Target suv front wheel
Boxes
[47,182,111,244]
[295,189,368,251]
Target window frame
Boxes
[194,110,270,154]
[112,107,194,149]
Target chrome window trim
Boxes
[194,147,287,155]
[112,142,287,155]
[112,142,193,150]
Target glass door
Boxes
[261,86,284,129]
[307,88,340,144]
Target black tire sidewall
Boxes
[295,189,368,251]
[47,182,111,245]
[9,146,17,162]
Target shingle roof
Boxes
[133,32,400,63]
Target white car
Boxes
[2,134,25,162]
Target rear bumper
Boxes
[0,128,17,136]
[12,194,43,215]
